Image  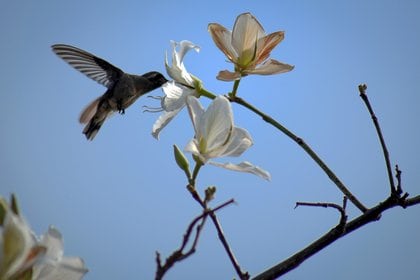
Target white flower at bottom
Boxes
[32,226,88,280]
[185,95,271,180]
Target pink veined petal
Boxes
[255,31,284,65]
[208,23,237,62]
[152,108,181,140]
[208,161,271,181]
[200,96,233,153]
[216,70,241,81]
[231,12,265,59]
[245,59,294,75]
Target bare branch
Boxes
[189,187,250,280]
[295,197,348,225]
[155,199,235,280]
[251,192,420,280]
[230,95,367,213]
[358,84,396,194]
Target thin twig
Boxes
[155,199,235,280]
[295,197,348,225]
[189,188,249,280]
[395,165,403,195]
[230,95,367,213]
[358,84,396,194]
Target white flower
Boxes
[0,197,87,280]
[0,209,41,279]
[185,95,271,180]
[32,226,88,280]
[152,40,200,139]
[208,12,294,81]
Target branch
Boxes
[295,197,348,225]
[358,84,396,194]
[189,187,250,280]
[155,199,235,280]
[251,191,420,280]
[230,96,367,213]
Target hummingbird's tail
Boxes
[83,117,105,140]
[80,97,111,140]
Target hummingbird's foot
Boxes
[117,100,125,114]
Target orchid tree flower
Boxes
[0,206,41,280]
[152,40,202,139]
[208,12,294,81]
[185,95,271,180]
[0,196,87,280]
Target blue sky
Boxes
[1,1,420,279]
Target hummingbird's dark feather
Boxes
[51,44,123,88]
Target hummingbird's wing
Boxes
[52,44,124,88]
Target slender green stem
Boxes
[230,79,241,98]
[189,160,203,186]
[198,87,217,100]
[230,96,368,213]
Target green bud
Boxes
[205,186,217,203]
[173,145,191,178]
[0,197,7,225]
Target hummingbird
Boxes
[51,44,168,140]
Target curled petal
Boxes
[152,108,182,139]
[209,161,271,181]
[208,23,237,62]
[216,70,241,81]
[177,40,200,62]
[165,40,199,86]
[246,59,294,75]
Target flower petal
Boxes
[217,127,253,158]
[231,13,265,59]
[39,226,64,260]
[177,40,200,62]
[199,96,233,154]
[152,108,181,140]
[165,40,199,86]
[161,81,195,112]
[216,70,241,81]
[255,31,284,65]
[208,23,237,62]
[209,161,271,181]
[186,96,205,138]
[246,59,294,75]
[33,257,87,280]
